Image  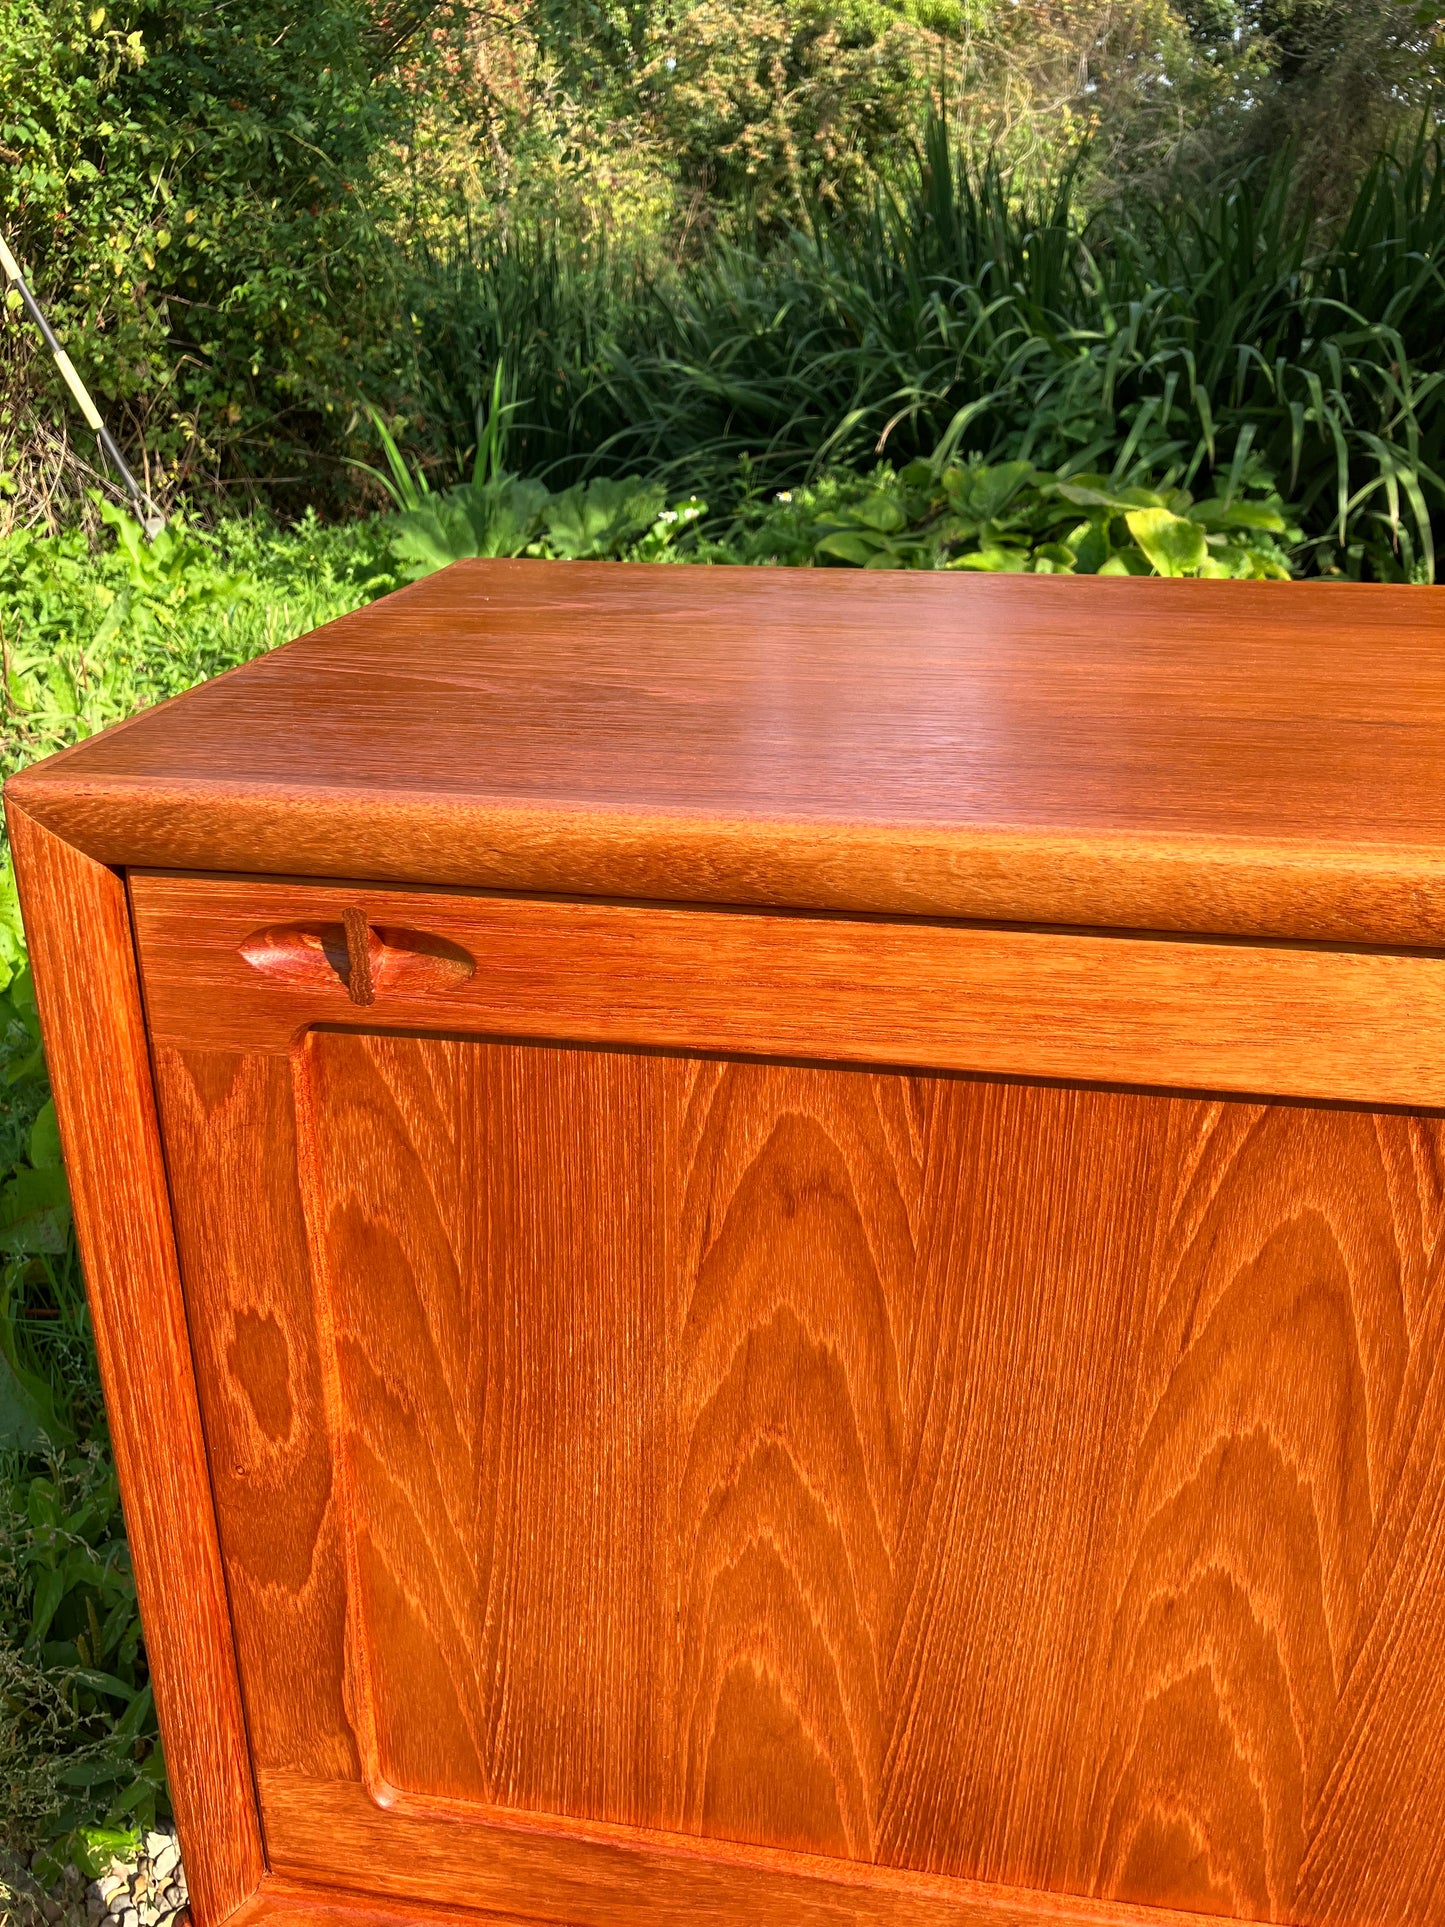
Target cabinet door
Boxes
[131,873,1445,1927]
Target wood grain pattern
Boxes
[233,1840,1312,1927]
[147,1020,1445,1927]
[225,1874,539,1927]
[12,563,1445,946]
[232,1865,1287,1927]
[3,806,264,1927]
[147,1045,361,1790]
[134,870,1445,1107]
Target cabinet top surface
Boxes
[10,558,1445,945]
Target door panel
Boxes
[146,1008,1445,1927]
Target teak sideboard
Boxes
[10,560,1445,1927]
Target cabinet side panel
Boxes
[3,807,264,1926]
[148,1045,362,1788]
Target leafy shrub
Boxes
[0,872,80,1454]
[357,392,709,575]
[786,454,1299,574]
[0,0,468,513]
[1178,2,1445,203]
[0,1099,78,1449]
[5,0,1442,524]
[694,442,1299,570]
[389,475,709,574]
[412,117,1445,578]
[638,0,946,218]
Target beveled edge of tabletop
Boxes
[11,765,1445,949]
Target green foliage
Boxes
[0,0,466,504]
[0,755,152,1867]
[0,1443,162,1871]
[542,477,670,558]
[360,384,709,573]
[637,0,948,216]
[0,846,90,1467]
[388,468,708,572]
[1180,0,1445,138]
[1,874,145,1863]
[390,478,552,572]
[774,452,1299,573]
[412,116,1445,579]
[0,1101,77,1454]
[5,0,1443,523]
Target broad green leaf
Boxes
[56,1757,133,1789]
[69,1669,139,1702]
[390,502,477,579]
[66,1827,142,1880]
[483,478,551,557]
[0,861,28,996]
[544,478,667,560]
[28,1096,64,1168]
[27,1477,61,1529]
[113,1777,160,1818]
[952,461,1036,523]
[952,546,1030,572]
[0,1350,51,1451]
[1190,498,1289,533]
[111,1684,154,1744]
[816,530,883,565]
[0,1161,73,1253]
[31,1563,66,1645]
[1126,508,1209,577]
[1054,476,1164,513]
[847,494,908,533]
[1068,522,1111,574]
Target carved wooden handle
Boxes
[240,918,475,1005]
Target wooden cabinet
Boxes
[11,561,1445,1927]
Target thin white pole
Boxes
[1,231,165,536]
